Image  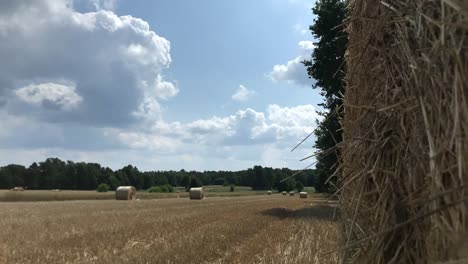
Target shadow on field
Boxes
[261,204,339,221]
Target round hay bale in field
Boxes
[267,191,272,195]
[189,187,203,200]
[282,191,287,195]
[289,191,295,196]
[299,192,307,198]
[115,186,136,200]
[10,187,24,191]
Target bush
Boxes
[230,185,235,192]
[148,184,174,193]
[97,183,110,192]
[159,185,168,192]
[148,186,161,193]
[165,184,174,193]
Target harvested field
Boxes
[0,195,338,264]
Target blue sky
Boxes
[0,0,321,171]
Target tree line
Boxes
[0,158,317,192]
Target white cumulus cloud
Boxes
[298,40,315,51]
[113,104,320,149]
[231,85,255,102]
[268,41,316,86]
[15,83,82,110]
[0,0,175,126]
[154,75,178,100]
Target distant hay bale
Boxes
[282,191,287,195]
[289,191,294,196]
[115,186,136,200]
[267,191,272,195]
[341,0,468,262]
[10,187,24,191]
[299,192,307,198]
[52,189,61,192]
[189,187,203,200]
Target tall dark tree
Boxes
[26,162,41,189]
[180,174,191,190]
[252,165,267,190]
[303,0,347,193]
[189,176,202,189]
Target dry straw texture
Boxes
[341,0,468,263]
[189,187,204,200]
[115,186,136,200]
[300,192,308,198]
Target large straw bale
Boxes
[189,187,204,200]
[267,191,272,195]
[341,0,468,263]
[115,186,136,200]
[299,192,308,198]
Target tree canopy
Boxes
[0,158,317,191]
[303,0,347,193]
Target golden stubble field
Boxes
[0,195,339,264]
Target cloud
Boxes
[0,0,174,127]
[15,82,82,110]
[72,0,118,11]
[231,84,255,102]
[268,41,316,86]
[0,102,319,170]
[90,0,118,10]
[112,104,320,148]
[269,57,309,85]
[268,104,318,127]
[0,110,123,150]
[154,75,178,100]
[298,40,315,51]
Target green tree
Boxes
[303,0,347,193]
[179,174,190,190]
[26,162,41,189]
[252,165,267,190]
[142,173,155,190]
[296,182,304,192]
[154,174,168,186]
[189,176,202,189]
[108,175,121,190]
[97,183,110,192]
